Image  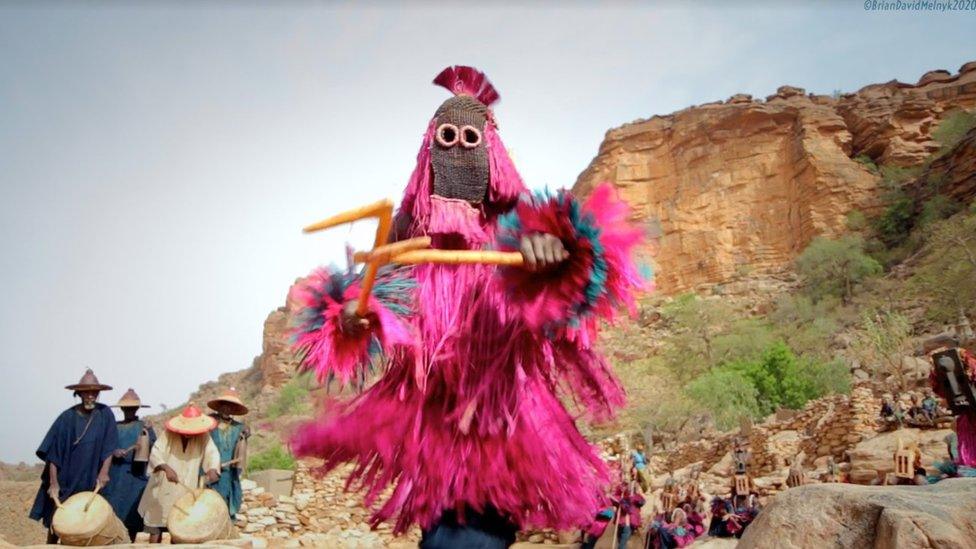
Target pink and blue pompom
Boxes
[495,183,651,331]
[288,265,415,387]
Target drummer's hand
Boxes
[47,481,60,501]
[340,300,375,335]
[520,233,569,272]
[205,469,220,485]
[112,448,128,459]
[159,465,179,483]
[96,471,110,490]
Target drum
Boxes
[167,488,236,543]
[52,491,128,546]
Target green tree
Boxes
[851,309,913,391]
[685,369,759,431]
[660,294,733,381]
[727,342,810,415]
[796,236,882,303]
[911,206,976,323]
[712,318,775,365]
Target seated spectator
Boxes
[580,507,614,549]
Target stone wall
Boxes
[660,385,880,478]
[236,461,420,548]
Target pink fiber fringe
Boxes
[291,261,621,533]
[288,269,412,386]
[496,183,649,331]
[484,123,525,210]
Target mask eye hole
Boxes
[460,125,482,148]
[435,123,459,148]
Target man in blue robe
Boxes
[207,388,250,518]
[30,369,119,544]
[104,388,157,541]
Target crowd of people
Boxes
[28,369,250,544]
[579,440,762,549]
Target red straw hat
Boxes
[207,387,249,416]
[165,404,217,435]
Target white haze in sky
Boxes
[1,1,973,462]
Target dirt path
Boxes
[0,481,46,546]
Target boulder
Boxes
[847,428,953,480]
[739,479,976,548]
[689,538,738,548]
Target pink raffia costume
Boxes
[288,66,650,540]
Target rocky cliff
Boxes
[574,62,976,294]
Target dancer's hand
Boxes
[340,300,374,335]
[520,233,568,272]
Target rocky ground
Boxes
[0,481,46,546]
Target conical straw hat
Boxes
[166,404,217,435]
[65,368,112,392]
[207,387,249,416]
[113,388,149,408]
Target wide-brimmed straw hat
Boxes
[166,404,217,435]
[113,388,149,408]
[65,369,112,392]
[207,387,249,416]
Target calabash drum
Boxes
[52,491,128,546]
[167,488,236,543]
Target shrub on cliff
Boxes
[686,342,849,429]
[796,236,882,303]
[725,341,848,417]
[685,368,759,431]
[248,443,296,474]
[932,108,976,156]
[660,294,733,381]
[267,372,312,418]
[910,204,976,324]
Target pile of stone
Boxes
[235,461,420,548]
[236,479,305,541]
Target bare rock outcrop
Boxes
[256,306,300,391]
[739,479,976,549]
[574,62,976,294]
[837,68,976,168]
[910,125,976,206]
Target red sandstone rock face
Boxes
[911,126,976,207]
[574,62,976,294]
[257,305,300,391]
[837,65,976,167]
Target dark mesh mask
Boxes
[431,95,490,204]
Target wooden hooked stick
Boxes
[391,249,524,266]
[352,236,432,265]
[303,199,394,316]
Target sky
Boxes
[0,1,973,463]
